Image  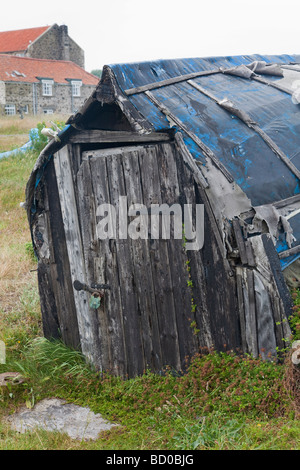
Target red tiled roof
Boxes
[0,54,99,85]
[0,26,50,53]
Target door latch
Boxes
[73,280,110,293]
[73,280,110,310]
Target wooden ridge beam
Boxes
[124,68,220,96]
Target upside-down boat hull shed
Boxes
[26,54,300,376]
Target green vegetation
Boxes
[0,115,66,153]
[91,69,102,79]
[291,289,300,341]
[0,117,299,450]
[1,338,299,450]
[29,120,65,155]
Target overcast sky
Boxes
[1,0,299,72]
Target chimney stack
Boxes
[60,25,70,61]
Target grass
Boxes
[0,114,68,135]
[0,114,68,153]
[291,289,300,341]
[0,135,29,153]
[0,116,299,450]
[0,147,41,352]
[0,339,299,450]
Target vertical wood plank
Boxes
[246,269,258,357]
[249,235,291,352]
[174,146,214,352]
[105,151,145,377]
[158,142,199,367]
[139,144,181,371]
[76,160,112,372]
[37,261,61,340]
[253,270,277,359]
[54,147,101,368]
[235,267,247,353]
[122,147,163,371]
[44,159,81,349]
[232,219,248,265]
[71,143,82,177]
[87,154,128,376]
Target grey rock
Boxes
[7,398,119,440]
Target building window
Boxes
[42,80,54,96]
[43,109,54,114]
[5,104,16,115]
[71,80,82,97]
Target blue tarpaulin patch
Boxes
[110,54,300,267]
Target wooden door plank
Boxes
[105,151,145,377]
[122,147,163,371]
[139,144,181,371]
[88,154,127,377]
[76,161,111,373]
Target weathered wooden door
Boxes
[55,141,207,377]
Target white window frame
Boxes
[42,79,54,96]
[5,104,16,115]
[71,80,82,97]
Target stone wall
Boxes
[68,36,85,69]
[35,82,94,114]
[0,81,6,106]
[27,24,84,68]
[4,82,33,114]
[0,81,95,115]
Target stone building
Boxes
[0,54,99,116]
[0,24,84,68]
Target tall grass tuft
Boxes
[10,337,93,384]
